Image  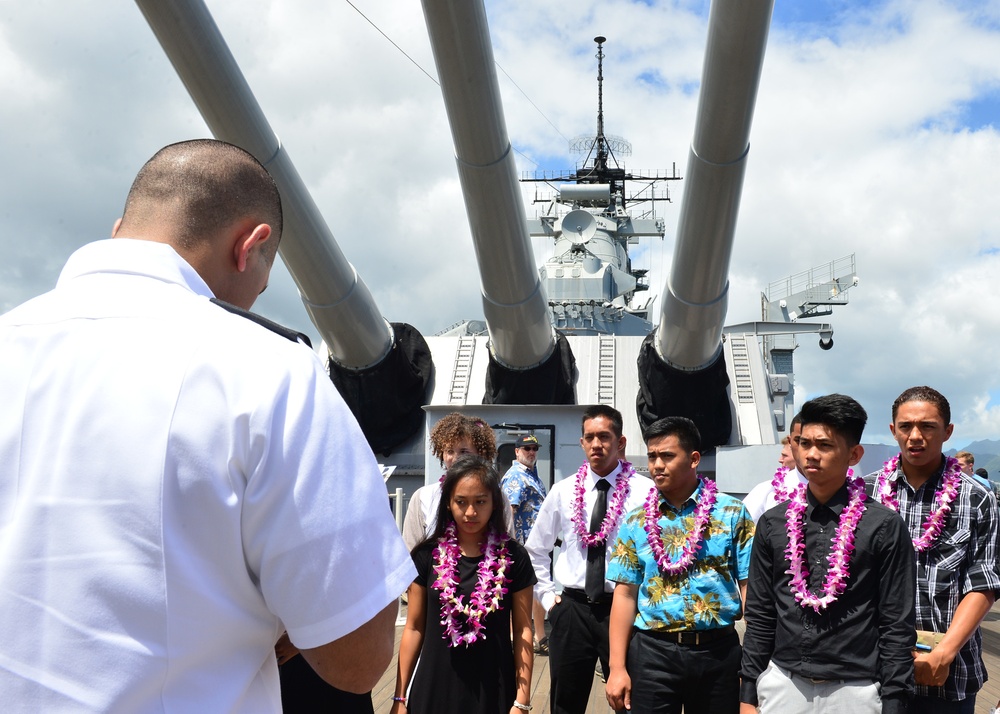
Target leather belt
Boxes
[797,675,845,685]
[640,625,736,645]
[561,587,614,607]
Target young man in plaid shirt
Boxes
[865,386,1000,713]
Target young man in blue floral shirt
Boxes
[502,434,549,653]
[606,416,753,712]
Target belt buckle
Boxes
[678,631,700,645]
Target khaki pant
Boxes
[757,662,880,714]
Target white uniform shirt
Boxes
[525,461,654,611]
[0,239,415,712]
[742,467,808,522]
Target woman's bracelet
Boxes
[392,696,407,705]
[512,701,532,711]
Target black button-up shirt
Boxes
[740,482,916,713]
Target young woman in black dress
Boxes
[391,456,536,714]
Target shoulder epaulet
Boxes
[210,298,313,348]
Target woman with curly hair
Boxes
[401,413,507,550]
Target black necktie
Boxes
[585,478,611,602]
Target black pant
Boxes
[548,591,616,714]
[279,654,374,713]
[909,693,976,714]
[627,628,741,714]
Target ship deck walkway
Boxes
[370,601,1000,713]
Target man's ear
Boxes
[234,224,272,272]
[111,218,122,237]
[848,443,865,467]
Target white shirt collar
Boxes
[59,239,214,298]
[586,460,624,488]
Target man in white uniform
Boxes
[0,140,415,712]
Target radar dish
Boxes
[569,134,632,157]
[561,209,598,245]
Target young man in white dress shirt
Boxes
[526,405,654,714]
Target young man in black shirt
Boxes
[740,394,915,713]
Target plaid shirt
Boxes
[865,458,1000,700]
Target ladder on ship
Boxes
[449,336,476,404]
[597,334,616,405]
[728,334,755,404]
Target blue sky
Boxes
[958,92,1000,129]
[773,0,881,26]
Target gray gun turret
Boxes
[136,0,858,485]
[421,0,776,449]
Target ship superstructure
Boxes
[521,37,679,337]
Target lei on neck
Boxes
[771,466,792,503]
[572,460,634,547]
[431,521,511,647]
[643,476,718,575]
[874,454,961,552]
[785,477,867,613]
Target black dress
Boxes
[407,538,536,714]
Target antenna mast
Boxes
[595,35,608,172]
[523,35,680,214]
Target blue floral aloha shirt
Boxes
[501,461,547,544]
[607,481,755,631]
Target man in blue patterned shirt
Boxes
[606,417,753,712]
[502,434,549,653]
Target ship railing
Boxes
[765,254,857,302]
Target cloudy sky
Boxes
[2,0,998,449]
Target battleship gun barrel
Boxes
[420,0,555,370]
[655,0,775,369]
[135,0,393,370]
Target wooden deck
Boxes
[371,601,1000,713]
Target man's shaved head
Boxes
[118,139,282,258]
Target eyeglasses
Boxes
[520,445,539,452]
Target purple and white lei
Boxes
[771,466,792,503]
[571,461,634,547]
[431,522,511,647]
[874,454,961,552]
[643,476,718,575]
[784,476,867,613]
